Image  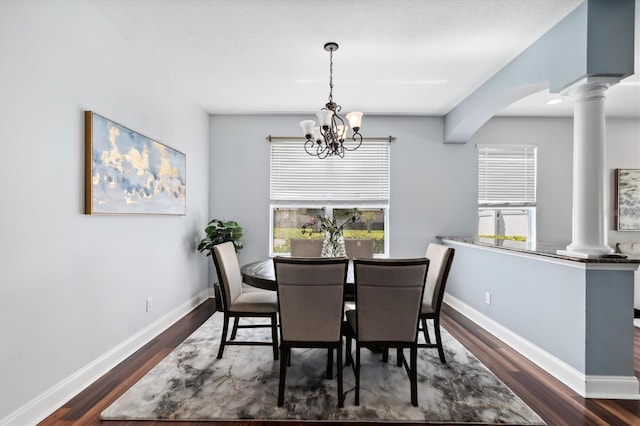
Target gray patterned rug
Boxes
[101,312,545,424]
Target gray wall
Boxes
[208,113,639,375]
[210,114,640,261]
[472,116,640,246]
[445,243,588,371]
[1,0,637,421]
[445,242,636,376]
[0,2,210,420]
[209,114,479,265]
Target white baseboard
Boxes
[1,289,213,426]
[585,375,640,399]
[444,293,639,400]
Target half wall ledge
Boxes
[438,236,640,400]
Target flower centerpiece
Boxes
[302,208,361,257]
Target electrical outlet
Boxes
[485,292,491,305]
[146,298,152,312]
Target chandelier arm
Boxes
[332,112,346,143]
[318,144,330,159]
[332,111,345,127]
[304,139,320,157]
[343,132,363,151]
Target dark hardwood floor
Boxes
[39,299,640,425]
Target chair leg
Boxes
[287,348,292,366]
[230,316,239,340]
[271,313,279,361]
[410,346,418,406]
[337,342,344,408]
[278,343,288,407]
[345,335,352,366]
[422,317,431,344]
[326,348,333,379]
[434,316,446,363]
[217,312,230,359]
[382,348,389,363]
[397,347,403,367]
[354,344,361,406]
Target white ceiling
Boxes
[91,0,639,118]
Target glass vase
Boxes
[321,230,346,257]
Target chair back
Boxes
[274,257,348,342]
[290,238,323,257]
[423,244,455,314]
[212,241,243,310]
[345,238,375,259]
[353,258,429,343]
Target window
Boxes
[270,140,390,255]
[477,145,536,242]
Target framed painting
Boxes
[615,168,640,231]
[85,111,186,215]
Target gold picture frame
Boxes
[85,111,186,215]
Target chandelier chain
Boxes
[328,48,334,104]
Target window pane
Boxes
[334,208,386,254]
[272,207,324,254]
[478,208,531,242]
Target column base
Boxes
[557,244,615,258]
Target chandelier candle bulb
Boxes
[346,111,363,131]
[300,120,315,138]
[316,110,333,127]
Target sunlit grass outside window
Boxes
[479,234,527,242]
[273,228,385,254]
[272,206,386,255]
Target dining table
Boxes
[240,258,356,299]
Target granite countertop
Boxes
[437,236,640,264]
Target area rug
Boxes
[101,312,545,424]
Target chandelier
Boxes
[299,42,364,159]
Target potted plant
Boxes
[197,219,244,256]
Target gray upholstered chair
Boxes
[418,243,455,363]
[345,257,429,406]
[289,238,323,257]
[344,238,375,259]
[273,256,349,407]
[213,241,279,360]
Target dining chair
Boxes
[345,257,429,406]
[289,238,323,257]
[344,238,375,259]
[212,241,279,360]
[418,243,455,363]
[273,256,349,407]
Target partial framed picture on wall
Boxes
[615,168,640,231]
[85,111,186,215]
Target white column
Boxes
[558,77,619,258]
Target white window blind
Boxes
[477,145,536,206]
[270,141,390,202]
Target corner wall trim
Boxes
[444,293,640,400]
[0,289,213,426]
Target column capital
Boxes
[560,76,621,98]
